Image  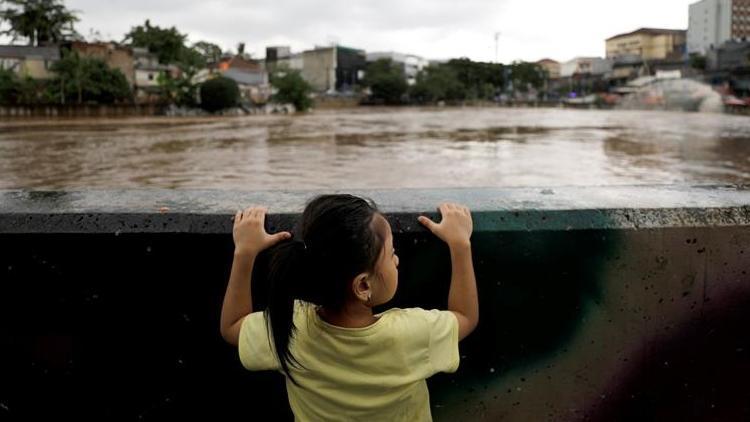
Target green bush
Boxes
[363,59,408,104]
[0,68,17,104]
[409,65,465,103]
[199,76,239,112]
[49,51,132,104]
[271,69,312,111]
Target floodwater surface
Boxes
[1,107,749,189]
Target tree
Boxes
[156,45,206,107]
[123,20,209,107]
[0,0,78,46]
[199,76,238,112]
[508,61,545,93]
[0,68,17,104]
[0,67,54,105]
[362,58,408,104]
[123,19,186,65]
[690,54,707,71]
[271,68,312,111]
[446,58,504,100]
[193,40,223,64]
[409,64,465,103]
[48,50,131,104]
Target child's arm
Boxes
[418,203,478,341]
[220,206,291,346]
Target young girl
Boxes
[220,195,478,421]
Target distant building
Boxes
[265,46,291,62]
[366,51,429,85]
[193,55,271,104]
[688,0,750,55]
[536,58,561,79]
[266,45,366,93]
[217,55,264,72]
[606,28,686,60]
[132,47,172,103]
[559,57,613,96]
[68,41,135,87]
[560,57,612,78]
[707,39,750,70]
[706,40,750,95]
[0,45,60,79]
[604,28,689,86]
[211,56,270,104]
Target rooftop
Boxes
[0,45,60,60]
[607,28,687,42]
[222,68,267,85]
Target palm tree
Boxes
[0,0,79,46]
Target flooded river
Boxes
[1,107,749,189]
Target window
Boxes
[148,73,154,81]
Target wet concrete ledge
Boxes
[2,185,750,420]
[1,185,750,234]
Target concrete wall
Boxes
[0,187,749,421]
[300,48,336,93]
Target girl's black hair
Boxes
[264,194,387,383]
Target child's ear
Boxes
[351,273,371,302]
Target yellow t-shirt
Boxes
[238,301,460,422]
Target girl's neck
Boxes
[318,301,378,328]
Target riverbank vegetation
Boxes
[363,57,547,105]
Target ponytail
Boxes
[263,194,386,385]
[265,239,307,384]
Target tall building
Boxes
[606,28,686,60]
[688,0,750,55]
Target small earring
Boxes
[367,292,372,302]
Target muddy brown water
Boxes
[1,107,749,189]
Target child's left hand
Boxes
[233,206,291,256]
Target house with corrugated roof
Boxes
[204,56,270,104]
[0,45,60,79]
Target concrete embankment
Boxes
[1,186,748,420]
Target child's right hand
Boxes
[418,203,473,248]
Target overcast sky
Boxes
[3,0,696,63]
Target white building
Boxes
[688,0,750,55]
[559,57,613,77]
[366,51,429,85]
[132,47,174,102]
